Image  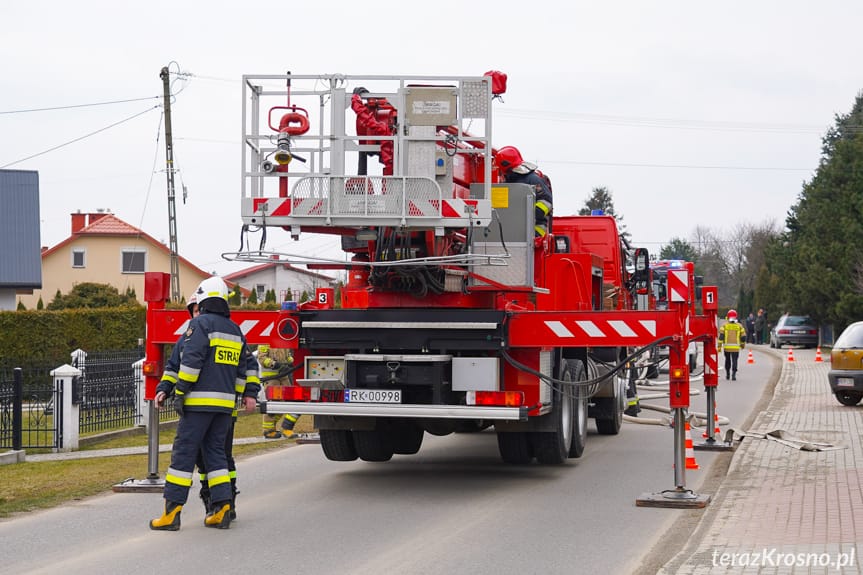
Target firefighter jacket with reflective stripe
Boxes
[157,334,261,404]
[504,168,553,237]
[258,346,293,384]
[176,312,251,414]
[719,321,746,352]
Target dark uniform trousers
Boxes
[165,411,233,505]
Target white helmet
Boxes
[194,276,229,305]
[186,293,198,317]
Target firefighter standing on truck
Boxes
[259,344,300,439]
[150,277,255,531]
[494,146,553,237]
[719,309,747,381]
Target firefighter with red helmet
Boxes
[719,309,747,380]
[494,146,553,237]
[150,277,257,531]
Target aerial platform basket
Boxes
[240,73,496,236]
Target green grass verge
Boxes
[0,413,314,518]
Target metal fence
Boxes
[1,349,145,450]
[72,349,145,435]
[0,363,62,450]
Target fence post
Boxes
[12,368,23,451]
[51,364,82,452]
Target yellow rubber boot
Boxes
[149,501,183,531]
[204,502,233,529]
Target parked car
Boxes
[644,341,699,379]
[828,321,863,406]
[769,314,818,348]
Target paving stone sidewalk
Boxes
[659,350,863,574]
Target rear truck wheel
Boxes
[454,419,491,433]
[646,363,659,379]
[568,360,588,458]
[388,419,425,455]
[834,390,863,406]
[594,374,624,435]
[354,426,395,462]
[320,429,358,461]
[497,431,534,464]
[531,361,575,465]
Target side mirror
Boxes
[633,248,650,283]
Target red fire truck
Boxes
[142,73,719,466]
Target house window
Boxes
[72,249,86,268]
[255,284,266,300]
[121,249,146,274]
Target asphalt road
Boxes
[0,348,778,575]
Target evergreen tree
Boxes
[772,92,863,332]
[247,289,258,304]
[36,296,43,310]
[659,238,698,263]
[16,300,25,311]
[229,283,243,306]
[578,186,629,240]
[46,283,140,310]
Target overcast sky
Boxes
[2,1,861,278]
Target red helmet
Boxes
[495,146,523,172]
[727,309,738,320]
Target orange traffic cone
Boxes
[787,348,795,362]
[685,422,699,469]
[702,408,722,438]
[747,349,754,364]
[815,347,823,362]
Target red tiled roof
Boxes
[223,261,336,282]
[77,214,143,235]
[40,213,211,277]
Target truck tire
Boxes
[530,359,586,465]
[320,429,358,462]
[594,375,624,435]
[496,431,533,464]
[531,369,575,464]
[567,360,588,458]
[354,428,395,462]
[389,419,425,454]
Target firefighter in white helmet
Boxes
[158,292,261,520]
[150,277,257,531]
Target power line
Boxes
[0,96,161,115]
[545,159,814,172]
[0,105,160,169]
[497,108,837,135]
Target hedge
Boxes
[0,307,145,365]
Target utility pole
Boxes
[160,66,181,302]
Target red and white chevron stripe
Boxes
[668,269,688,302]
[543,319,658,340]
